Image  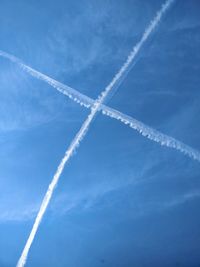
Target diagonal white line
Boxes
[1,48,200,162]
[0,50,92,109]
[15,1,177,266]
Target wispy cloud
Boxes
[51,173,143,216]
[1,183,199,225]
[162,190,200,209]
[0,206,37,223]
[1,166,199,224]
[0,70,57,133]
[47,170,200,220]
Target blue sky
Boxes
[0,0,200,266]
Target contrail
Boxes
[101,106,200,162]
[1,3,199,163]
[0,50,92,109]
[2,3,197,163]
[1,58,200,160]
[1,7,200,164]
[14,0,174,265]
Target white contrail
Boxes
[101,106,200,162]
[1,1,200,163]
[16,105,98,267]
[97,0,175,104]
[2,54,200,164]
[15,0,174,265]
[2,55,200,161]
[0,50,92,109]
[2,7,199,164]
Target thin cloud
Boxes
[0,207,37,223]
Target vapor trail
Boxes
[2,56,200,161]
[0,50,92,109]
[14,0,174,265]
[1,4,199,163]
[102,106,200,162]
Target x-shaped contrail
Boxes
[1,0,197,266]
[1,48,200,162]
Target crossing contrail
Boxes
[1,2,200,163]
[1,6,199,164]
[13,0,175,266]
[2,55,200,161]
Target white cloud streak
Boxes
[2,16,200,162]
[0,206,37,223]
[102,107,200,162]
[162,190,200,209]
[1,0,174,266]
[0,50,92,109]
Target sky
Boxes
[0,0,200,266]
